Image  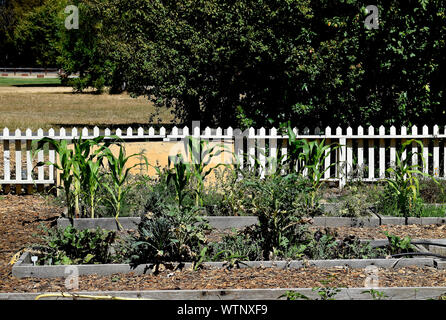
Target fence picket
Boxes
[433,125,439,177]
[423,125,429,174]
[258,128,266,178]
[412,125,418,169]
[1,124,446,190]
[346,127,353,179]
[3,128,10,182]
[14,129,21,181]
[48,128,55,182]
[324,126,331,179]
[357,126,364,178]
[247,128,256,170]
[25,129,32,181]
[368,126,375,180]
[379,126,385,178]
[390,126,396,174]
[269,128,277,175]
[37,128,44,181]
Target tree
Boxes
[92,0,445,128]
[13,0,66,67]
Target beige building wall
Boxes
[56,139,236,186]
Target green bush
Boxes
[125,206,211,265]
[419,178,446,203]
[35,225,116,265]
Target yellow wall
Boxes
[56,139,236,185]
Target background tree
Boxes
[13,0,66,67]
[92,0,445,128]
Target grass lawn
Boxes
[0,77,62,87]
[0,77,175,130]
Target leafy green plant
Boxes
[383,232,415,255]
[35,225,116,265]
[361,289,389,300]
[312,277,342,300]
[279,291,311,300]
[127,206,210,265]
[35,136,107,218]
[280,277,341,300]
[99,143,148,229]
[185,136,228,207]
[167,154,193,209]
[381,139,438,217]
[281,122,340,209]
[209,229,263,262]
[336,192,372,217]
[82,155,103,218]
[244,174,313,259]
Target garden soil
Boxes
[1,195,446,293]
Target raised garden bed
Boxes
[56,214,446,231]
[13,239,446,278]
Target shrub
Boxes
[126,206,211,265]
[419,178,446,203]
[35,225,116,265]
[379,139,438,217]
[208,228,263,262]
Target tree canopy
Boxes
[2,0,446,128]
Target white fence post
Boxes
[368,126,375,180]
[379,126,385,179]
[324,126,331,180]
[433,124,439,177]
[357,126,364,179]
[337,127,346,188]
[423,125,429,174]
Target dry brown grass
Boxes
[0,86,176,130]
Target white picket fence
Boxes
[1,124,445,191]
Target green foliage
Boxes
[99,144,148,229]
[3,0,446,128]
[239,173,313,259]
[361,289,389,300]
[281,277,341,300]
[419,178,446,203]
[383,232,415,255]
[335,192,372,217]
[167,154,193,209]
[12,0,65,67]
[83,0,446,128]
[125,206,210,265]
[280,291,311,300]
[36,225,116,265]
[185,136,228,207]
[379,139,438,217]
[35,135,107,218]
[208,228,263,262]
[280,123,340,209]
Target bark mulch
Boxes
[2,194,446,293]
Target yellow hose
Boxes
[35,292,152,300]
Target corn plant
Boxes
[185,136,228,207]
[99,144,148,229]
[383,139,437,217]
[282,123,339,207]
[35,136,106,218]
[83,159,102,218]
[166,154,192,208]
